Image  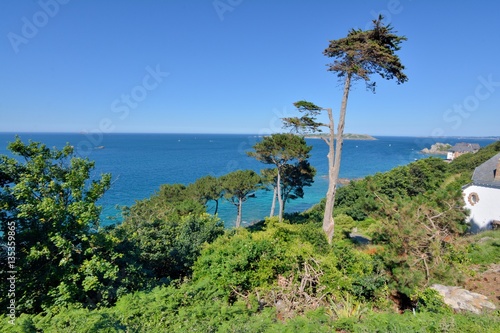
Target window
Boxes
[468,192,479,206]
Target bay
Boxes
[0,133,496,227]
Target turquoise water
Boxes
[1,133,496,227]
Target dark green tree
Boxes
[188,175,223,215]
[247,133,312,222]
[220,170,261,227]
[259,162,315,218]
[284,16,408,243]
[281,160,316,212]
[0,137,113,312]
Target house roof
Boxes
[450,142,480,153]
[472,152,500,188]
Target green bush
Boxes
[414,288,452,314]
[466,230,500,266]
[114,212,224,282]
[191,226,306,301]
[333,214,355,239]
[350,311,500,333]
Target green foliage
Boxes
[335,179,378,221]
[33,306,124,333]
[248,134,314,220]
[4,138,500,330]
[0,137,113,312]
[332,241,387,301]
[115,182,225,286]
[287,16,409,242]
[283,101,326,134]
[328,294,370,321]
[187,175,222,214]
[414,288,452,314]
[324,15,408,85]
[115,211,224,283]
[332,213,355,239]
[448,140,500,175]
[247,133,312,166]
[220,169,262,227]
[347,311,500,333]
[465,230,500,266]
[335,158,449,221]
[371,194,467,295]
[281,161,316,207]
[293,100,323,113]
[372,158,448,199]
[192,228,296,300]
[123,183,206,223]
[5,295,499,332]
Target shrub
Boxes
[413,287,452,314]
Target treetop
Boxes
[323,15,408,86]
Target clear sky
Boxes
[1,0,499,136]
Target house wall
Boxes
[463,185,500,232]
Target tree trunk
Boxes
[270,187,277,217]
[323,73,351,243]
[214,199,219,215]
[322,107,336,242]
[277,169,284,222]
[236,198,242,228]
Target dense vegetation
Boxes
[1,139,500,332]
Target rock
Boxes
[349,231,371,245]
[477,236,494,244]
[431,284,497,314]
[484,264,500,274]
[421,143,451,155]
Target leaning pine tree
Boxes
[283,16,408,243]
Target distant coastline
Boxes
[305,133,377,140]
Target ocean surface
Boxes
[1,133,497,228]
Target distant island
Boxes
[421,142,451,155]
[305,133,377,140]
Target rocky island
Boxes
[420,142,451,155]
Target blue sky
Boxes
[1,0,499,136]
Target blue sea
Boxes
[0,133,497,227]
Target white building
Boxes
[462,152,500,232]
[447,143,480,161]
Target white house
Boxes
[462,152,500,232]
[447,143,480,161]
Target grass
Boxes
[465,229,500,267]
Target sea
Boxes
[1,133,497,228]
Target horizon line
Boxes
[1,131,499,139]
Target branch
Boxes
[421,255,430,285]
